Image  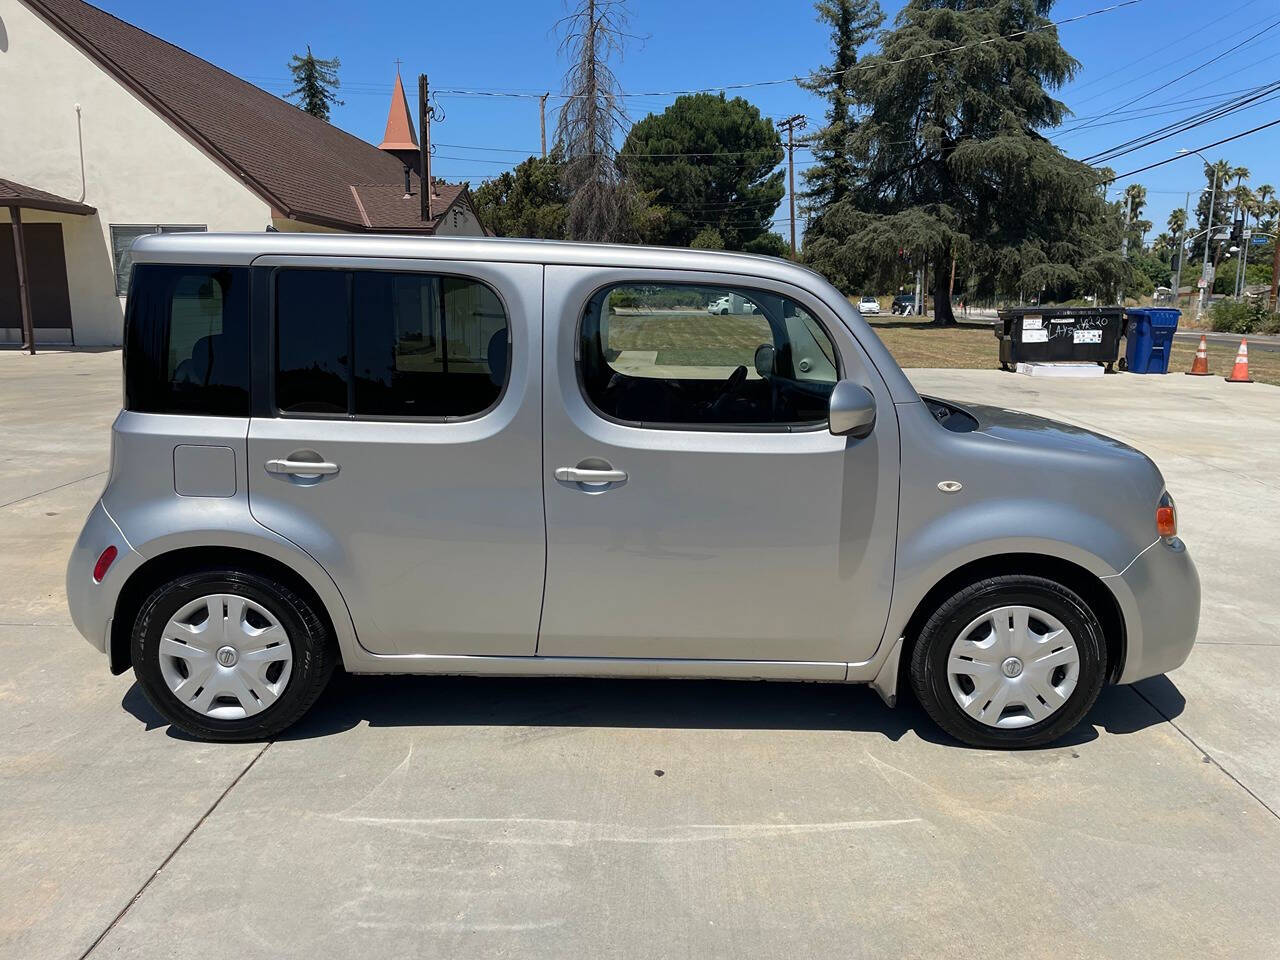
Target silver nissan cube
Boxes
[67,234,1200,748]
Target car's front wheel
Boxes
[131,568,336,741]
[908,575,1107,748]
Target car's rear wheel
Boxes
[132,568,335,741]
[908,575,1107,748]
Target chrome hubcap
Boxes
[946,605,1080,729]
[158,594,293,720]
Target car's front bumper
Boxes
[66,500,142,668]
[1106,536,1200,684]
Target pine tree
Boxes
[797,0,883,289]
[811,0,1126,321]
[620,93,784,251]
[286,45,343,122]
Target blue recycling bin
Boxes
[1124,308,1180,374]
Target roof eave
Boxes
[20,0,296,219]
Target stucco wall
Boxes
[0,0,272,345]
[0,206,115,345]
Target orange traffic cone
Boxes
[1186,335,1211,375]
[1225,338,1253,383]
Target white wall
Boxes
[0,206,113,345]
[0,0,273,345]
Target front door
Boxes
[538,266,900,665]
[247,258,545,656]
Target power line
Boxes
[249,0,1141,104]
[1084,80,1280,164]
[1065,15,1280,135]
[1103,118,1280,183]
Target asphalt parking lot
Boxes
[3,350,1278,959]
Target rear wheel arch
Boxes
[110,546,341,676]
[897,553,1127,692]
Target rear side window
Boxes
[274,268,508,419]
[124,264,250,416]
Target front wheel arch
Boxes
[897,553,1126,695]
[111,546,341,676]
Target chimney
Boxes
[403,165,412,199]
[378,70,420,175]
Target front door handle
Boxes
[555,466,627,484]
[265,458,340,477]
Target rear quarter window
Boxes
[124,264,250,416]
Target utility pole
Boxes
[1235,223,1245,299]
[1172,191,1189,307]
[539,93,549,158]
[1120,190,1133,260]
[1198,163,1218,318]
[777,114,807,259]
[418,73,432,222]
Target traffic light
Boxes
[1231,218,1243,243]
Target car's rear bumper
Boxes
[1108,536,1200,684]
[66,500,142,665]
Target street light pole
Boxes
[1180,149,1218,318]
[1172,191,1189,307]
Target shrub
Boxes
[1207,299,1279,334]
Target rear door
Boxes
[246,257,544,656]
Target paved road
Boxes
[2,351,1278,959]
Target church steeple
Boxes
[378,69,420,175]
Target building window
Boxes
[110,224,207,296]
[578,283,839,428]
[274,268,509,419]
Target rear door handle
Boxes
[555,466,627,484]
[265,458,340,477]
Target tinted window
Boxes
[275,269,508,419]
[580,284,838,427]
[275,270,351,415]
[124,264,249,416]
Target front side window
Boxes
[124,264,250,416]
[110,225,206,296]
[579,283,839,428]
[274,268,508,419]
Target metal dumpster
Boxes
[995,306,1125,371]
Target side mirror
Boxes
[829,381,876,438]
[753,343,776,378]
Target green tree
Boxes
[811,0,1126,322]
[798,0,884,284]
[286,45,343,121]
[1122,183,1151,253]
[473,153,569,239]
[620,93,784,251]
[690,227,726,250]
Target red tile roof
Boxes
[0,177,96,215]
[21,0,470,232]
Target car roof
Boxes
[130,232,829,285]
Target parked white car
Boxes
[858,295,881,315]
[708,294,757,315]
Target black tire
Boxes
[132,567,336,742]
[908,575,1107,749]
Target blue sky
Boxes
[97,0,1280,241]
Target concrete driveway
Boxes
[2,351,1278,959]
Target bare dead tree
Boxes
[555,0,632,242]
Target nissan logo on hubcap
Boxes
[1001,657,1023,679]
[216,645,238,667]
